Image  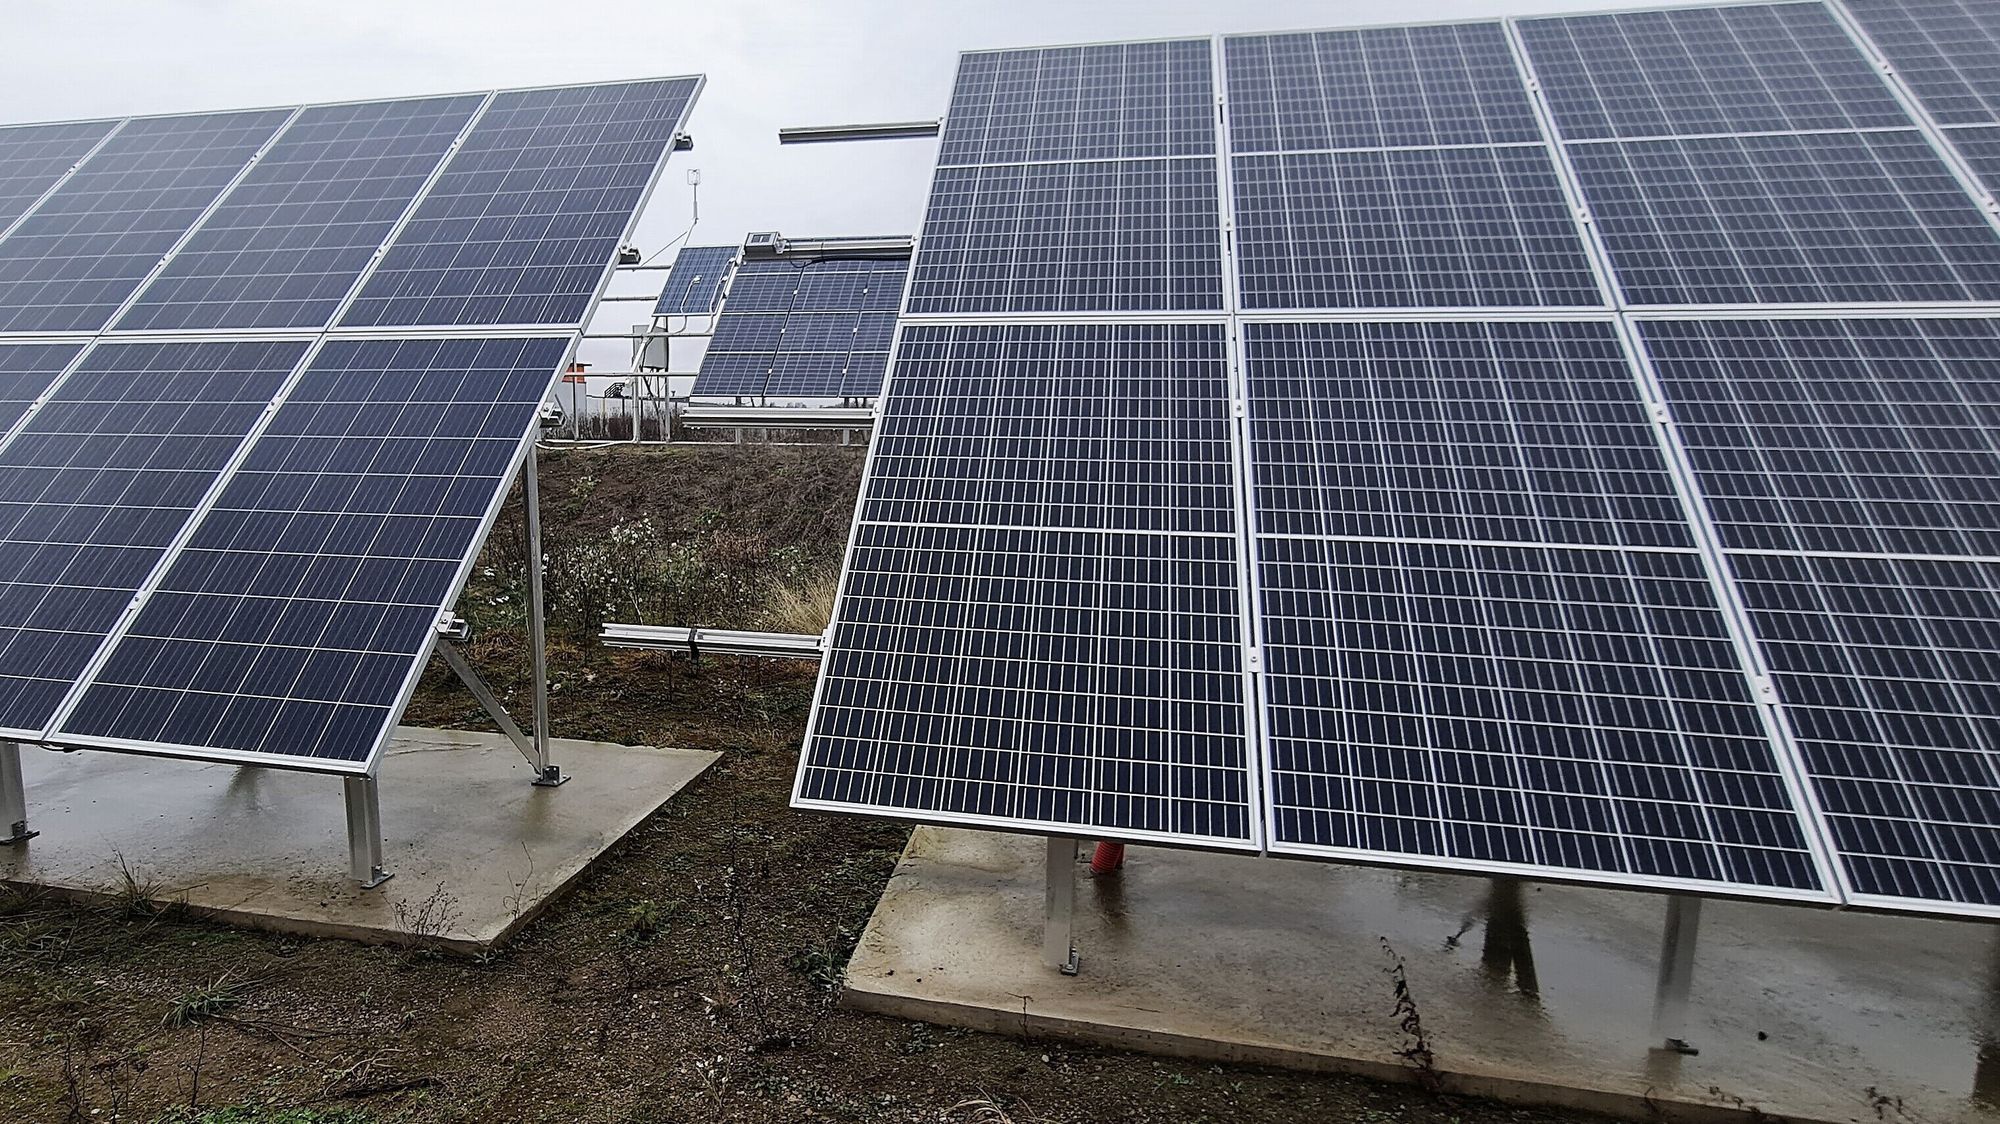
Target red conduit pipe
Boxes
[1091,841,1126,875]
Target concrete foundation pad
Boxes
[0,727,717,952]
[846,827,2000,1124]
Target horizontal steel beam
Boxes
[681,405,874,431]
[778,120,941,144]
[600,623,824,661]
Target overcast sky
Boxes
[9,0,1698,373]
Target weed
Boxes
[756,568,839,635]
[155,1106,375,1123]
[1380,937,1442,1093]
[785,926,855,992]
[623,896,682,942]
[165,972,246,1028]
[390,882,461,959]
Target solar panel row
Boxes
[799,2,2000,918]
[0,77,701,773]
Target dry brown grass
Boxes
[757,569,840,636]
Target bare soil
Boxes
[0,445,1599,1124]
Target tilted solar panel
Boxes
[0,120,118,232]
[653,244,736,316]
[0,339,308,738]
[0,343,84,437]
[798,323,1257,847]
[116,94,486,332]
[338,78,700,328]
[0,110,294,334]
[56,337,571,770]
[1841,0,2000,126]
[939,39,1214,165]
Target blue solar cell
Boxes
[0,342,83,437]
[338,78,699,328]
[116,95,484,332]
[1231,146,1603,309]
[59,336,570,768]
[1225,22,1541,153]
[1259,536,1826,891]
[1517,2,1911,141]
[0,119,118,232]
[0,110,293,334]
[1245,322,1691,548]
[798,323,1255,846]
[652,244,735,315]
[1729,552,2000,908]
[1843,0,2000,126]
[1569,130,2000,305]
[693,256,907,398]
[906,159,1222,314]
[940,39,1214,165]
[0,339,305,736]
[1640,318,2000,556]
[1943,124,2000,197]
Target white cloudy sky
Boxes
[8,0,1694,373]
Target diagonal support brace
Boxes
[432,629,538,769]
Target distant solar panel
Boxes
[693,256,906,398]
[0,119,117,232]
[0,109,293,334]
[798,323,1256,847]
[339,78,700,328]
[0,339,307,737]
[1842,0,2000,126]
[57,336,571,769]
[116,95,485,332]
[652,244,735,316]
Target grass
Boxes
[756,568,840,635]
[157,1108,375,1124]
[164,972,246,1028]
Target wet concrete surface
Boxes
[0,727,716,952]
[846,827,2000,1124]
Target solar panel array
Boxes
[692,253,907,398]
[0,77,701,774]
[797,1,2000,918]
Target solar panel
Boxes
[1565,131,2000,305]
[0,343,84,436]
[1231,147,1602,309]
[692,256,906,398]
[1224,23,1542,152]
[0,339,308,737]
[56,336,571,770]
[1945,124,2000,196]
[115,95,486,332]
[652,244,735,316]
[338,78,700,328]
[1515,3,1910,141]
[798,323,1256,847]
[0,119,118,232]
[1728,551,2000,910]
[905,159,1223,314]
[1245,321,1829,893]
[939,40,1214,165]
[0,109,294,334]
[1841,0,2000,126]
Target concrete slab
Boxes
[847,827,2000,1124]
[0,727,717,953]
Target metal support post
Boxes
[0,740,33,844]
[1650,895,1701,1055]
[1044,837,1080,975]
[342,775,392,888]
[523,453,563,787]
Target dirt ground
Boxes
[0,444,1600,1124]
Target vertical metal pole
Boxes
[0,740,34,844]
[524,452,562,786]
[1044,836,1080,975]
[342,775,392,888]
[1650,896,1701,1054]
